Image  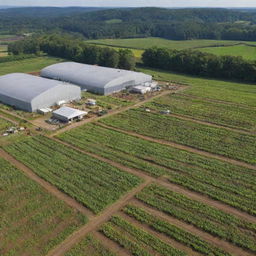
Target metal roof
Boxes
[41,62,152,89]
[0,73,70,102]
[53,106,87,119]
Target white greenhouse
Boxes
[0,73,81,112]
[41,62,152,95]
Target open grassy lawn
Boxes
[138,67,256,107]
[4,135,142,214]
[87,37,256,50]
[0,56,64,76]
[0,157,87,256]
[198,44,256,61]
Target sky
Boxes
[1,0,256,8]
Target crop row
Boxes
[101,215,186,256]
[4,135,142,214]
[0,117,12,131]
[64,235,116,256]
[137,184,256,252]
[57,123,256,215]
[145,93,256,131]
[0,157,87,256]
[100,108,256,164]
[123,204,230,256]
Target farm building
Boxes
[52,106,87,122]
[41,62,152,95]
[0,73,81,112]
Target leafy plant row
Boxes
[100,108,256,165]
[137,184,256,252]
[4,136,142,214]
[64,235,116,256]
[58,123,256,215]
[123,204,230,256]
[0,157,87,256]
[145,93,256,131]
[101,216,186,256]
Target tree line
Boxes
[142,47,256,82]
[2,7,256,41]
[8,35,136,70]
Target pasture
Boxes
[198,44,256,60]
[0,158,87,256]
[0,56,64,76]
[4,135,142,214]
[87,37,250,50]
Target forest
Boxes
[2,7,256,41]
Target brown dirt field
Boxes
[0,148,93,217]
[130,199,254,256]
[117,211,201,256]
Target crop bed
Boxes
[0,117,12,132]
[101,215,186,256]
[123,204,230,256]
[0,157,87,256]
[58,123,256,215]
[137,184,256,253]
[145,94,256,131]
[100,109,256,164]
[4,136,142,214]
[64,235,115,256]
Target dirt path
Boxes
[0,148,93,217]
[53,136,256,224]
[130,199,254,256]
[46,179,152,256]
[98,123,256,170]
[51,87,186,137]
[117,211,201,256]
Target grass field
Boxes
[137,67,256,107]
[4,135,142,214]
[101,215,186,256]
[57,123,256,215]
[87,37,252,50]
[137,184,256,252]
[198,44,256,60]
[0,45,7,57]
[0,56,64,76]
[0,157,87,256]
[64,235,116,256]
[145,94,256,131]
[100,109,256,165]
